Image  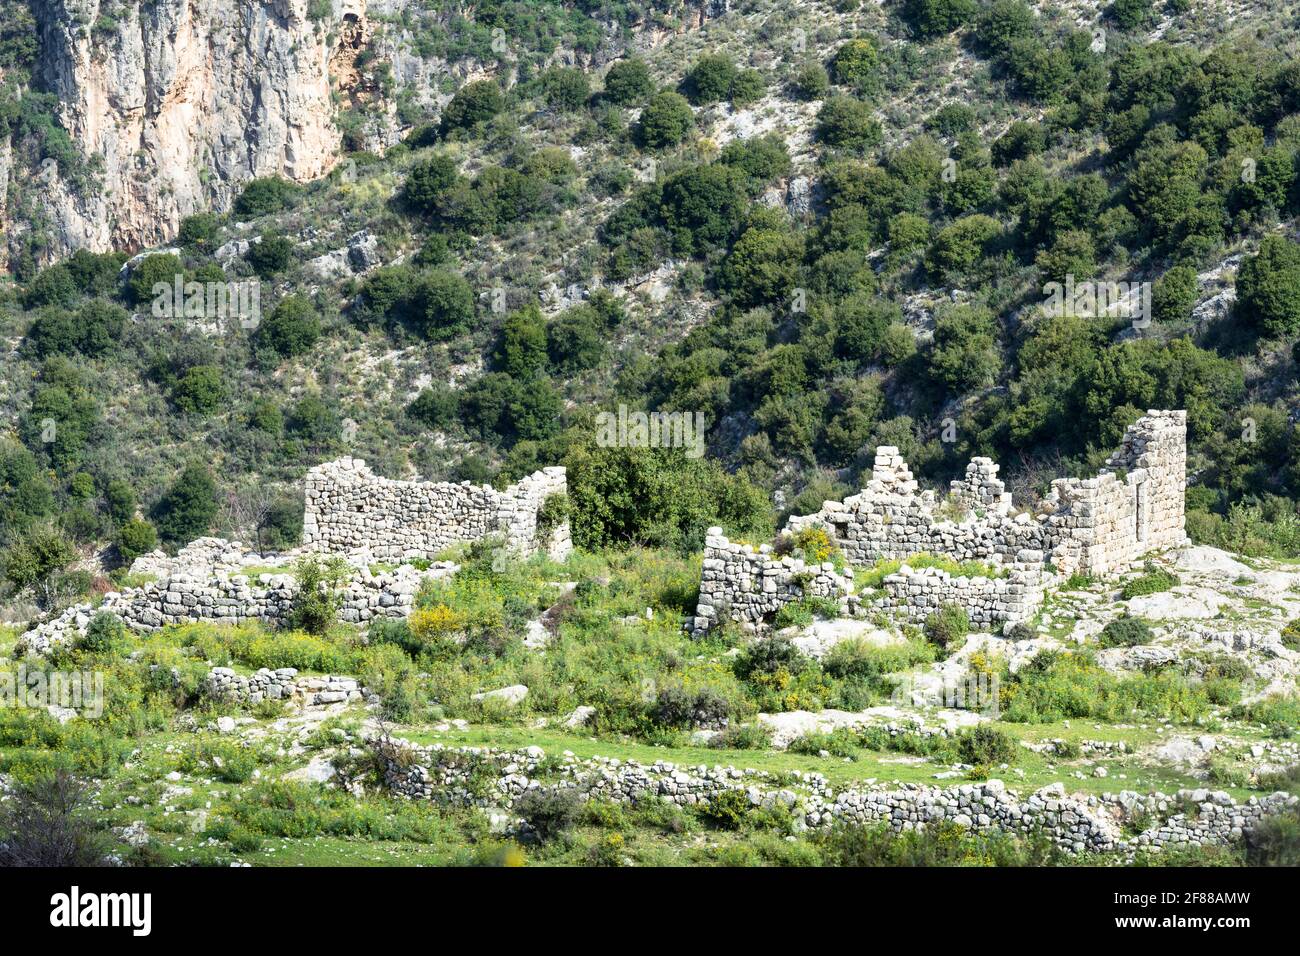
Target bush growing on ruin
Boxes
[79,611,127,655]
[515,786,581,842]
[924,603,970,650]
[287,555,351,636]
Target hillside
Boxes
[1,0,1300,873]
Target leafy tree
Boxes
[413,271,475,341]
[25,300,126,358]
[926,215,1001,279]
[991,121,1045,166]
[930,304,1001,392]
[116,518,158,563]
[636,91,694,148]
[402,154,460,213]
[817,96,882,151]
[2,524,75,607]
[658,164,747,255]
[792,62,830,100]
[246,235,294,277]
[903,0,977,39]
[441,80,505,132]
[171,365,226,414]
[718,227,802,308]
[830,39,879,89]
[24,264,77,308]
[547,305,605,372]
[233,176,301,218]
[1110,0,1156,30]
[564,443,770,553]
[1152,263,1199,323]
[603,58,654,105]
[683,54,737,105]
[257,295,321,358]
[540,66,589,111]
[104,478,137,525]
[496,305,549,377]
[177,212,222,251]
[154,463,218,545]
[407,385,460,430]
[729,69,766,108]
[126,253,183,305]
[1237,235,1300,337]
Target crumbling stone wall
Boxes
[693,528,854,634]
[372,738,1298,854]
[17,539,458,656]
[872,553,1047,627]
[302,458,571,561]
[205,667,364,707]
[691,411,1186,634]
[1043,410,1188,576]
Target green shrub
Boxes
[603,59,653,105]
[78,613,127,655]
[233,176,301,218]
[957,725,1017,765]
[1099,617,1154,648]
[636,92,694,148]
[699,788,752,829]
[514,786,581,842]
[1119,567,1179,600]
[924,603,970,651]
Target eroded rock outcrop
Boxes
[10,0,371,259]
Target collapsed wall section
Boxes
[302,458,572,561]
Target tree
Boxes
[930,304,1001,392]
[171,365,226,414]
[817,96,882,151]
[407,385,459,430]
[904,0,977,39]
[636,92,694,148]
[441,80,505,132]
[1237,235,1300,337]
[246,235,294,277]
[0,771,113,867]
[233,176,301,218]
[496,306,549,377]
[402,154,460,213]
[683,54,737,105]
[540,66,589,111]
[155,463,218,545]
[126,253,183,305]
[718,227,801,308]
[257,295,321,358]
[104,478,137,524]
[830,39,879,89]
[604,58,654,105]
[1110,0,1155,30]
[2,524,75,607]
[926,215,1001,279]
[178,212,222,251]
[547,305,605,372]
[414,270,475,341]
[116,518,158,564]
[1152,263,1199,323]
[792,62,830,100]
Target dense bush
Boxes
[924,603,970,650]
[1098,616,1155,647]
[636,92,694,148]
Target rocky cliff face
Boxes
[9,0,371,260]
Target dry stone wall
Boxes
[205,667,364,708]
[372,738,1297,854]
[694,528,854,634]
[16,538,457,656]
[692,412,1187,634]
[302,458,572,561]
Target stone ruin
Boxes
[19,458,575,657]
[692,410,1187,635]
[302,458,572,562]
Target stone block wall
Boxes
[692,527,853,634]
[872,553,1047,627]
[302,458,571,562]
[205,667,364,707]
[692,411,1186,634]
[17,539,458,656]
[1044,410,1188,576]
